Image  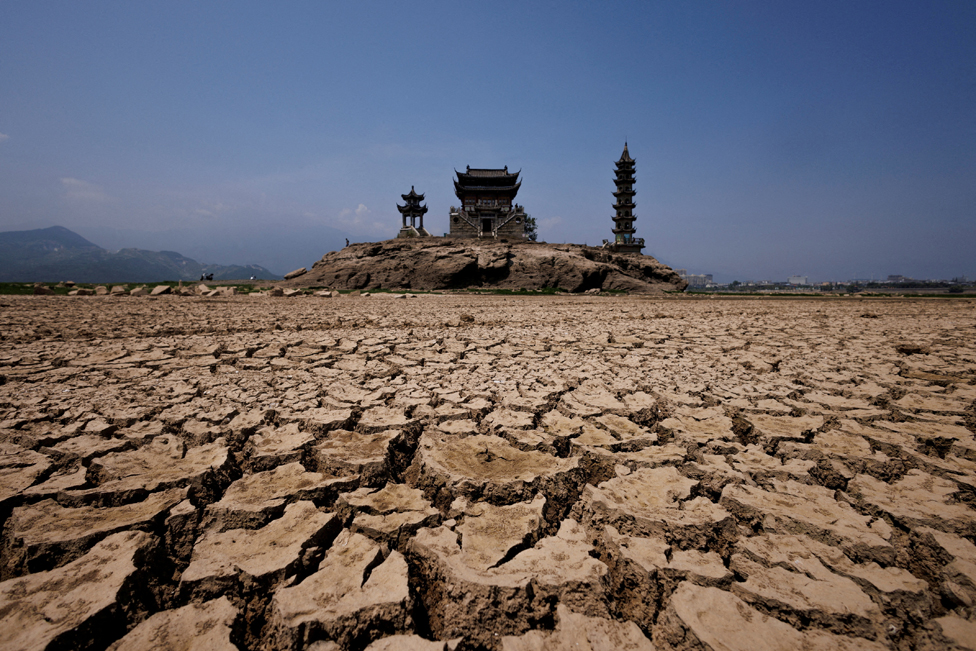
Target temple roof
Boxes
[464,166,513,177]
[454,181,521,194]
[455,167,521,189]
[617,142,634,164]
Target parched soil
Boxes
[1,293,975,650]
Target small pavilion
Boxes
[397,186,431,238]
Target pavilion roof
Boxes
[397,202,428,214]
[400,185,425,201]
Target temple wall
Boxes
[449,215,480,238]
[497,217,525,238]
[449,212,526,239]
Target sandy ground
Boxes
[0,293,974,651]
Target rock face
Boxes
[287,238,687,293]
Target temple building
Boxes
[608,143,645,254]
[396,186,430,238]
[448,166,528,238]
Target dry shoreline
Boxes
[1,294,974,650]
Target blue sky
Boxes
[1,1,973,281]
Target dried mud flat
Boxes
[1,293,975,651]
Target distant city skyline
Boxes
[678,268,971,286]
[1,1,973,280]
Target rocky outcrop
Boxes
[287,238,687,293]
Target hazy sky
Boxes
[1,1,973,281]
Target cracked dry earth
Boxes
[1,294,975,651]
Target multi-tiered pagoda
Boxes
[609,143,644,253]
[448,166,527,238]
[396,186,430,238]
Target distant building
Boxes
[606,143,645,254]
[448,166,527,238]
[679,272,713,288]
[396,186,430,238]
[887,275,907,282]
[788,275,808,285]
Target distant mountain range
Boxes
[0,226,281,283]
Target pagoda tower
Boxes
[610,143,644,253]
[397,186,430,238]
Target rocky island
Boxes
[280,145,685,295]
[283,238,687,294]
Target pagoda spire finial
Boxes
[617,142,634,164]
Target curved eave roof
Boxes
[397,203,428,214]
[454,180,522,194]
[455,168,521,186]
